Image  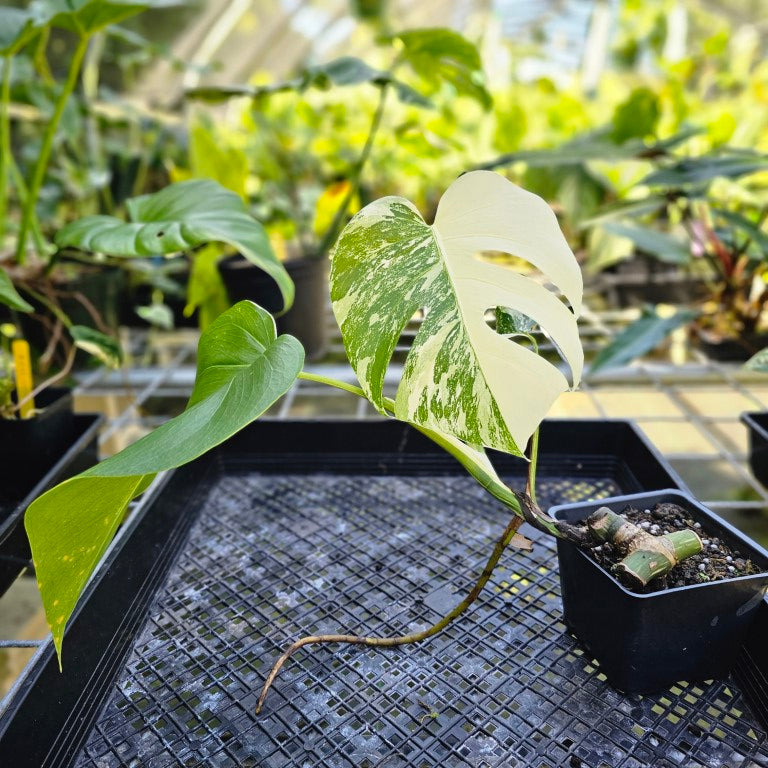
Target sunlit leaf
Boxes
[611,87,660,143]
[393,28,492,108]
[331,171,583,455]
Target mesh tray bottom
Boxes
[75,473,768,768]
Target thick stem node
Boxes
[587,507,702,588]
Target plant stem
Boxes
[316,81,389,256]
[7,157,46,257]
[18,284,72,328]
[0,56,11,244]
[16,33,90,264]
[526,426,540,506]
[256,511,524,713]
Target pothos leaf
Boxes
[55,179,294,313]
[331,171,583,455]
[26,301,304,663]
[70,325,122,367]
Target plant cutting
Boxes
[29,170,767,716]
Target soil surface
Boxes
[585,502,763,594]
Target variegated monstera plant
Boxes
[25,171,701,709]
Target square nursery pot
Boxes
[0,387,75,485]
[741,411,768,487]
[0,389,102,594]
[551,489,768,694]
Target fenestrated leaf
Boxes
[55,179,294,312]
[601,222,691,265]
[26,301,304,662]
[745,348,768,373]
[0,268,33,312]
[590,306,698,373]
[331,170,583,455]
[70,325,122,367]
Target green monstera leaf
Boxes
[26,301,304,661]
[331,170,583,455]
[55,179,294,312]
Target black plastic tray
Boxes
[3,419,768,768]
[0,413,102,594]
[742,412,768,488]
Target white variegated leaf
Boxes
[330,170,583,455]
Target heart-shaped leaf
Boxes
[331,170,583,455]
[55,179,294,312]
[0,268,33,312]
[26,301,304,661]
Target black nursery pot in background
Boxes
[0,387,75,487]
[550,489,768,693]
[741,412,768,487]
[218,255,328,360]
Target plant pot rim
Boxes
[551,488,768,599]
[742,411,768,440]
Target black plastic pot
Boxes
[0,387,75,496]
[0,407,102,594]
[741,412,768,487]
[551,489,768,693]
[694,329,768,362]
[218,255,328,360]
